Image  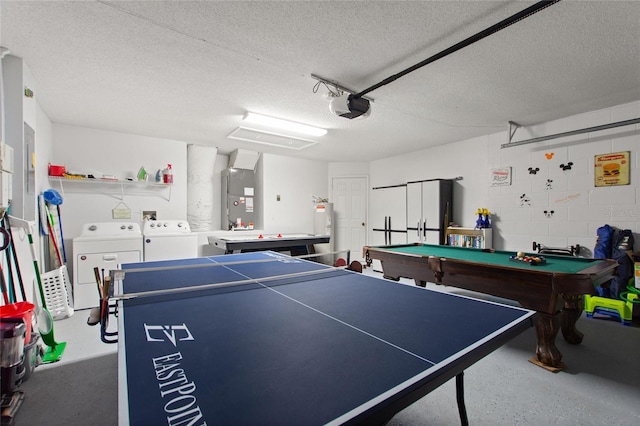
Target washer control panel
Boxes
[143,220,191,235]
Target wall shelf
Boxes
[445,227,492,249]
[48,177,172,201]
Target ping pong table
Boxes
[106,251,535,425]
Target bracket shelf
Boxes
[47,177,172,201]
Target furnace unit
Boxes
[222,168,256,230]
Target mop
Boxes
[8,215,66,363]
[44,203,63,268]
[43,189,67,263]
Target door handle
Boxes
[384,217,389,245]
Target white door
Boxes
[332,177,367,261]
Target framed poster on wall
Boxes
[594,151,630,187]
[491,167,512,186]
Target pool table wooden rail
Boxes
[363,243,618,371]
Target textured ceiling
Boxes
[2,1,639,162]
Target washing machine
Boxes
[72,222,143,310]
[143,220,198,262]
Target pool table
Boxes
[364,243,618,371]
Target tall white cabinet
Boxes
[369,184,407,246]
[369,184,407,272]
[406,179,453,245]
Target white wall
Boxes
[369,134,490,235]
[368,101,640,254]
[51,124,188,239]
[487,101,640,254]
[261,153,328,234]
[328,162,369,177]
[48,127,332,258]
[200,153,330,255]
[211,153,229,230]
[36,104,53,196]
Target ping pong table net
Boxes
[95,256,363,344]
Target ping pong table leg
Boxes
[456,372,469,426]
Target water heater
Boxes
[313,203,334,262]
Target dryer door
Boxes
[74,250,141,309]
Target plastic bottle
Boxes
[163,164,174,184]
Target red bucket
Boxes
[48,164,66,177]
[0,302,35,344]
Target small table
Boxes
[364,243,618,371]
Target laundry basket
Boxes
[39,265,74,320]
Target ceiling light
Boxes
[243,112,327,137]
[228,127,318,150]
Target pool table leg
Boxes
[534,312,564,370]
[559,294,584,345]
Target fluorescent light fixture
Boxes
[228,127,318,150]
[243,112,327,137]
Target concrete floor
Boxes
[15,269,640,425]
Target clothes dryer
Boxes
[72,222,143,309]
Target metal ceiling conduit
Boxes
[502,118,640,149]
[353,0,561,99]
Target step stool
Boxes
[585,293,637,325]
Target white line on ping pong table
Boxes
[218,263,439,367]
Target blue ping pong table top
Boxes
[116,251,535,425]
